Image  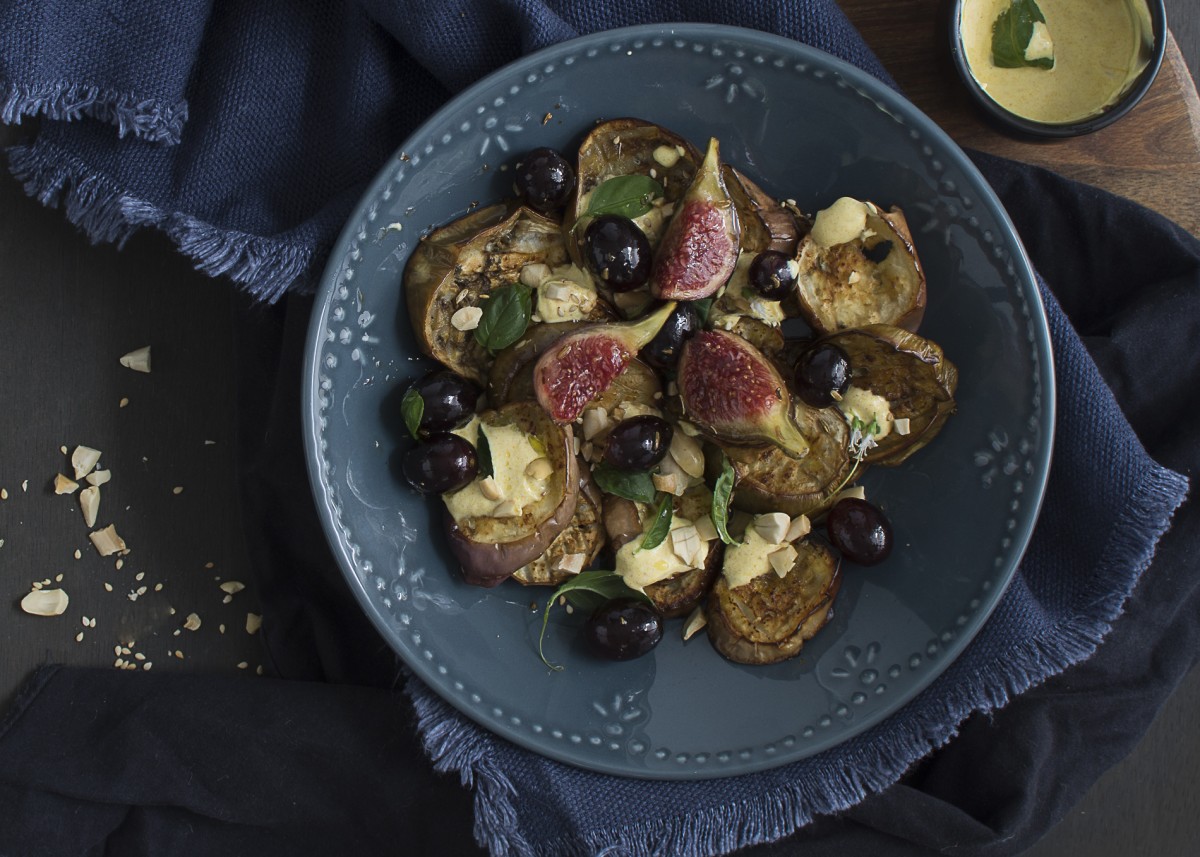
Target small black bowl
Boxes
[948,0,1167,138]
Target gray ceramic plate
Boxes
[303,24,1054,780]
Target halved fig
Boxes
[405,205,569,384]
[712,402,855,517]
[676,329,809,458]
[650,138,740,301]
[533,301,676,424]
[512,461,604,586]
[793,198,926,335]
[566,118,701,263]
[823,325,957,466]
[603,489,723,618]
[442,402,578,587]
[706,538,841,665]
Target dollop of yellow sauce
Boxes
[961,0,1153,124]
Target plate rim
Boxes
[302,21,1057,779]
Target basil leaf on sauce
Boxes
[400,387,424,440]
[475,429,493,479]
[592,461,658,504]
[584,174,664,220]
[712,454,741,546]
[639,493,674,551]
[537,570,650,670]
[474,282,532,352]
[992,0,1054,70]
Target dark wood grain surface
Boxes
[1,4,1198,853]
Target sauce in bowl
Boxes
[959,0,1156,127]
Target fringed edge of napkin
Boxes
[5,138,310,302]
[1,82,187,145]
[406,463,1187,857]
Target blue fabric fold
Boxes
[1,0,889,302]
[0,2,1190,855]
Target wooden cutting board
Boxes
[838,0,1200,237]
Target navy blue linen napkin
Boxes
[0,2,1195,856]
[0,0,888,302]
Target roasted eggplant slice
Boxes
[603,489,722,618]
[405,205,570,384]
[567,119,701,259]
[824,324,958,466]
[442,402,578,587]
[793,199,926,334]
[713,401,855,518]
[706,538,841,665]
[724,166,801,258]
[513,461,604,586]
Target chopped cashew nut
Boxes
[21,589,69,616]
[71,446,102,480]
[119,346,152,373]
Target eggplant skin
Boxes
[794,204,926,335]
[713,402,855,518]
[824,324,958,466]
[443,403,579,587]
[512,460,605,587]
[706,539,841,665]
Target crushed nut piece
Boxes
[79,485,100,528]
[119,397,129,408]
[89,525,127,557]
[20,588,69,616]
[119,346,152,373]
[450,306,483,331]
[219,581,245,595]
[183,613,202,631]
[71,446,102,480]
[245,613,262,635]
[86,469,111,487]
[54,474,79,495]
[682,606,708,641]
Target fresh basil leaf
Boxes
[992,0,1054,70]
[584,174,664,220]
[475,429,493,479]
[537,570,649,669]
[400,387,423,440]
[592,461,658,504]
[712,453,740,546]
[474,283,532,352]
[691,297,714,325]
[639,493,674,551]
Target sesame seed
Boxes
[237,662,248,670]
[135,572,144,581]
[104,582,113,592]
[172,486,183,495]
[142,662,152,670]
[75,632,84,642]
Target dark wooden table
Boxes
[1,5,1197,854]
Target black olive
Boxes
[826,498,893,566]
[514,147,575,212]
[406,370,480,434]
[584,598,663,660]
[604,415,673,471]
[747,250,798,301]
[401,433,477,494]
[641,302,700,370]
[583,215,652,292]
[793,342,852,408]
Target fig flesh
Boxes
[677,329,809,459]
[651,138,740,301]
[533,301,676,424]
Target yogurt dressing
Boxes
[961,0,1153,124]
